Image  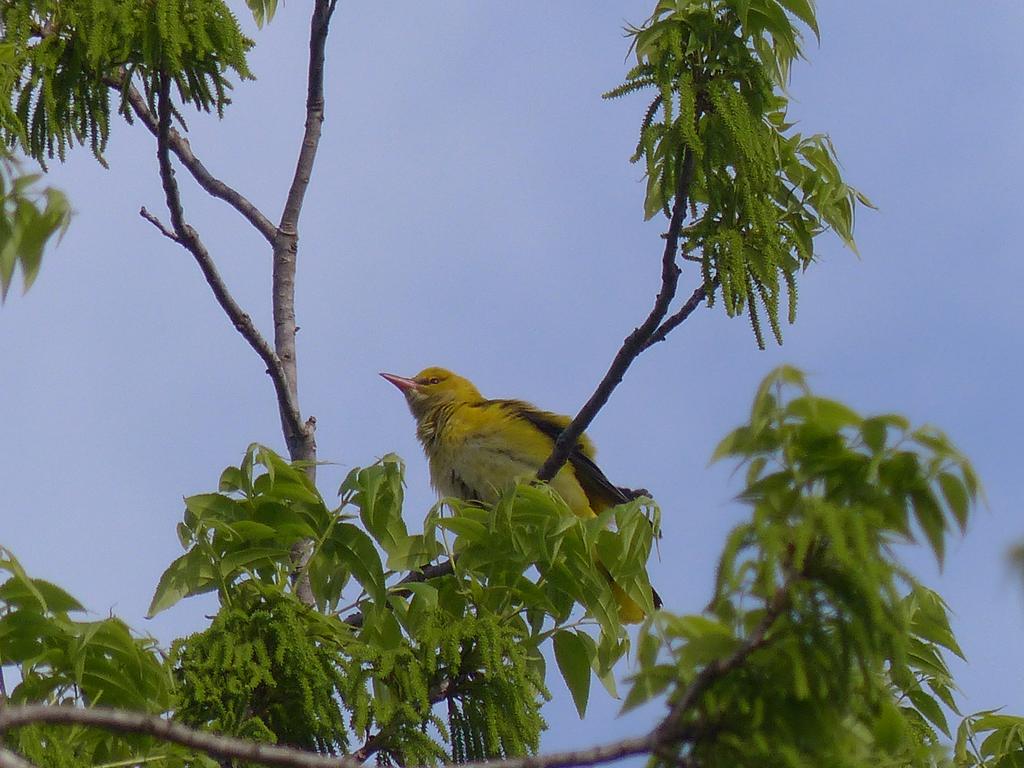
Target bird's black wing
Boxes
[498,400,630,510]
[501,401,662,610]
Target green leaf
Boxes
[910,488,946,564]
[384,533,436,572]
[908,689,951,737]
[344,456,411,559]
[910,588,964,660]
[553,630,593,718]
[873,700,908,753]
[786,396,861,431]
[219,466,248,493]
[860,417,888,453]
[224,520,280,542]
[219,546,290,577]
[436,516,488,540]
[332,523,387,603]
[246,0,278,27]
[0,576,83,614]
[621,664,675,713]
[938,471,970,531]
[0,167,71,302]
[775,0,819,40]
[184,492,240,521]
[147,550,218,617]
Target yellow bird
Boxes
[381,366,659,623]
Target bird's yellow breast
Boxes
[420,401,594,517]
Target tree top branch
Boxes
[537,146,699,483]
[151,73,306,444]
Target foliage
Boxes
[621,366,1013,768]
[170,591,351,753]
[151,445,564,763]
[1,2,1022,768]
[956,712,1024,768]
[0,549,195,767]
[3,370,1024,767]
[244,0,278,28]
[0,0,252,165]
[605,0,873,348]
[0,154,69,300]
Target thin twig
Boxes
[139,207,179,242]
[106,74,277,244]
[152,73,306,446]
[537,147,698,483]
[641,282,711,352]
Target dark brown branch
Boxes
[153,74,306,446]
[0,706,359,768]
[641,282,710,352]
[107,75,277,244]
[653,584,789,744]
[537,147,697,482]
[452,734,658,768]
[270,0,337,465]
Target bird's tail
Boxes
[601,565,662,624]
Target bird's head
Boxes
[380,366,483,421]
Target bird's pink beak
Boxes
[380,372,419,393]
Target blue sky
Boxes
[2,0,1022,755]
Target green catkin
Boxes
[172,594,547,765]
[603,4,850,348]
[745,269,766,349]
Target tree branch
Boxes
[0,706,359,768]
[342,556,458,628]
[139,206,179,242]
[0,748,38,768]
[106,75,277,244]
[152,73,306,446]
[0,583,789,768]
[537,147,698,483]
[653,583,789,744]
[270,0,338,464]
[452,734,659,768]
[640,282,710,352]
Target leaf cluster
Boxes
[622,366,998,768]
[606,0,872,347]
[151,447,562,763]
[0,154,69,301]
[0,0,252,165]
[0,548,193,767]
[433,485,661,715]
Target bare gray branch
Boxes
[152,73,306,446]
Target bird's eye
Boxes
[428,377,441,385]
